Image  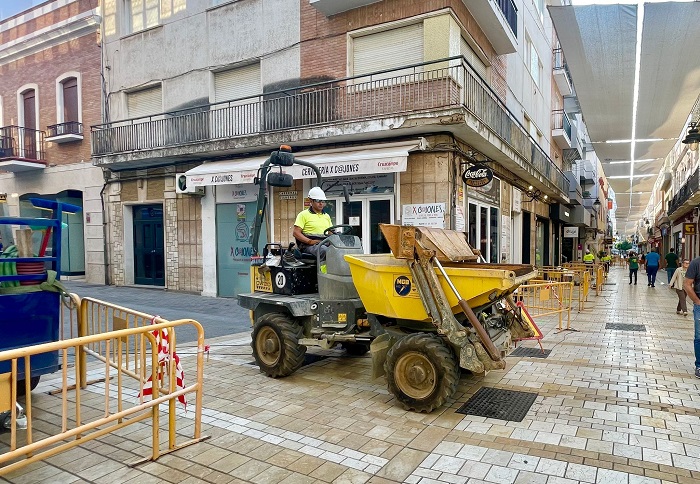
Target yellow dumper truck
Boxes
[238,147,537,412]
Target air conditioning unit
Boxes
[175,174,204,195]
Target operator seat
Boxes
[318,234,362,300]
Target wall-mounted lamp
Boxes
[682,122,700,152]
[593,199,601,210]
[682,237,686,244]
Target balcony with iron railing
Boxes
[92,56,568,197]
[552,109,572,149]
[553,48,573,97]
[46,121,83,143]
[466,0,518,54]
[668,167,700,216]
[0,126,46,172]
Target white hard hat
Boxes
[308,187,327,201]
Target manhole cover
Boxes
[508,347,551,358]
[249,353,328,367]
[606,323,646,332]
[456,387,538,422]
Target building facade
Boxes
[0,0,105,282]
[92,0,607,297]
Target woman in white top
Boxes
[670,258,690,316]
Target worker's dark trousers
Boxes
[629,269,637,284]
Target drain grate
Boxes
[456,387,538,422]
[508,347,551,358]
[249,353,329,367]
[606,323,646,332]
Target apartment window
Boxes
[0,96,3,126]
[526,38,542,87]
[125,0,159,34]
[352,23,424,78]
[127,85,162,119]
[533,0,545,22]
[21,88,38,130]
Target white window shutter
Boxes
[127,86,162,119]
[461,37,487,82]
[353,23,424,76]
[214,64,262,104]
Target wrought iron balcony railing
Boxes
[47,121,83,138]
[497,0,518,37]
[668,167,700,215]
[0,126,46,161]
[92,56,567,195]
[552,109,572,140]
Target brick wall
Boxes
[0,2,101,167]
[300,0,503,87]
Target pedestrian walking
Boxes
[670,258,689,316]
[628,251,639,285]
[639,252,646,273]
[645,248,661,287]
[682,257,700,378]
[665,248,679,284]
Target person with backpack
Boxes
[628,251,639,285]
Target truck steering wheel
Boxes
[324,224,354,236]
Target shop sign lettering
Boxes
[402,203,446,228]
[462,164,493,187]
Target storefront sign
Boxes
[322,174,394,197]
[278,191,298,200]
[216,184,257,203]
[512,189,521,213]
[468,176,501,206]
[684,223,696,235]
[501,214,511,262]
[462,164,493,187]
[564,227,579,238]
[402,203,446,228]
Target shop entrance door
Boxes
[467,202,500,262]
[216,202,266,297]
[133,205,165,286]
[336,197,392,254]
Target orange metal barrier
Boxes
[0,296,207,475]
[513,281,574,331]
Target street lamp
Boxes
[682,122,700,151]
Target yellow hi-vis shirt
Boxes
[583,253,595,263]
[294,207,332,236]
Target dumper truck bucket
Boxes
[379,224,479,262]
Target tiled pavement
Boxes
[3,265,700,484]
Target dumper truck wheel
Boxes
[252,313,306,378]
[385,334,459,413]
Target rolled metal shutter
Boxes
[214,64,261,103]
[127,86,162,119]
[353,23,424,76]
[461,36,488,82]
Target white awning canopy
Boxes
[185,139,427,187]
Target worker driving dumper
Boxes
[293,187,333,259]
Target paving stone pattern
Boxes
[3,266,700,483]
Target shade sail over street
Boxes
[550,2,700,233]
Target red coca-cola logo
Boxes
[462,164,493,187]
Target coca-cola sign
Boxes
[462,164,493,187]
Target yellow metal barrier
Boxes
[514,281,574,331]
[539,268,590,311]
[0,297,207,476]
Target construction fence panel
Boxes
[0,297,206,476]
[513,281,574,331]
